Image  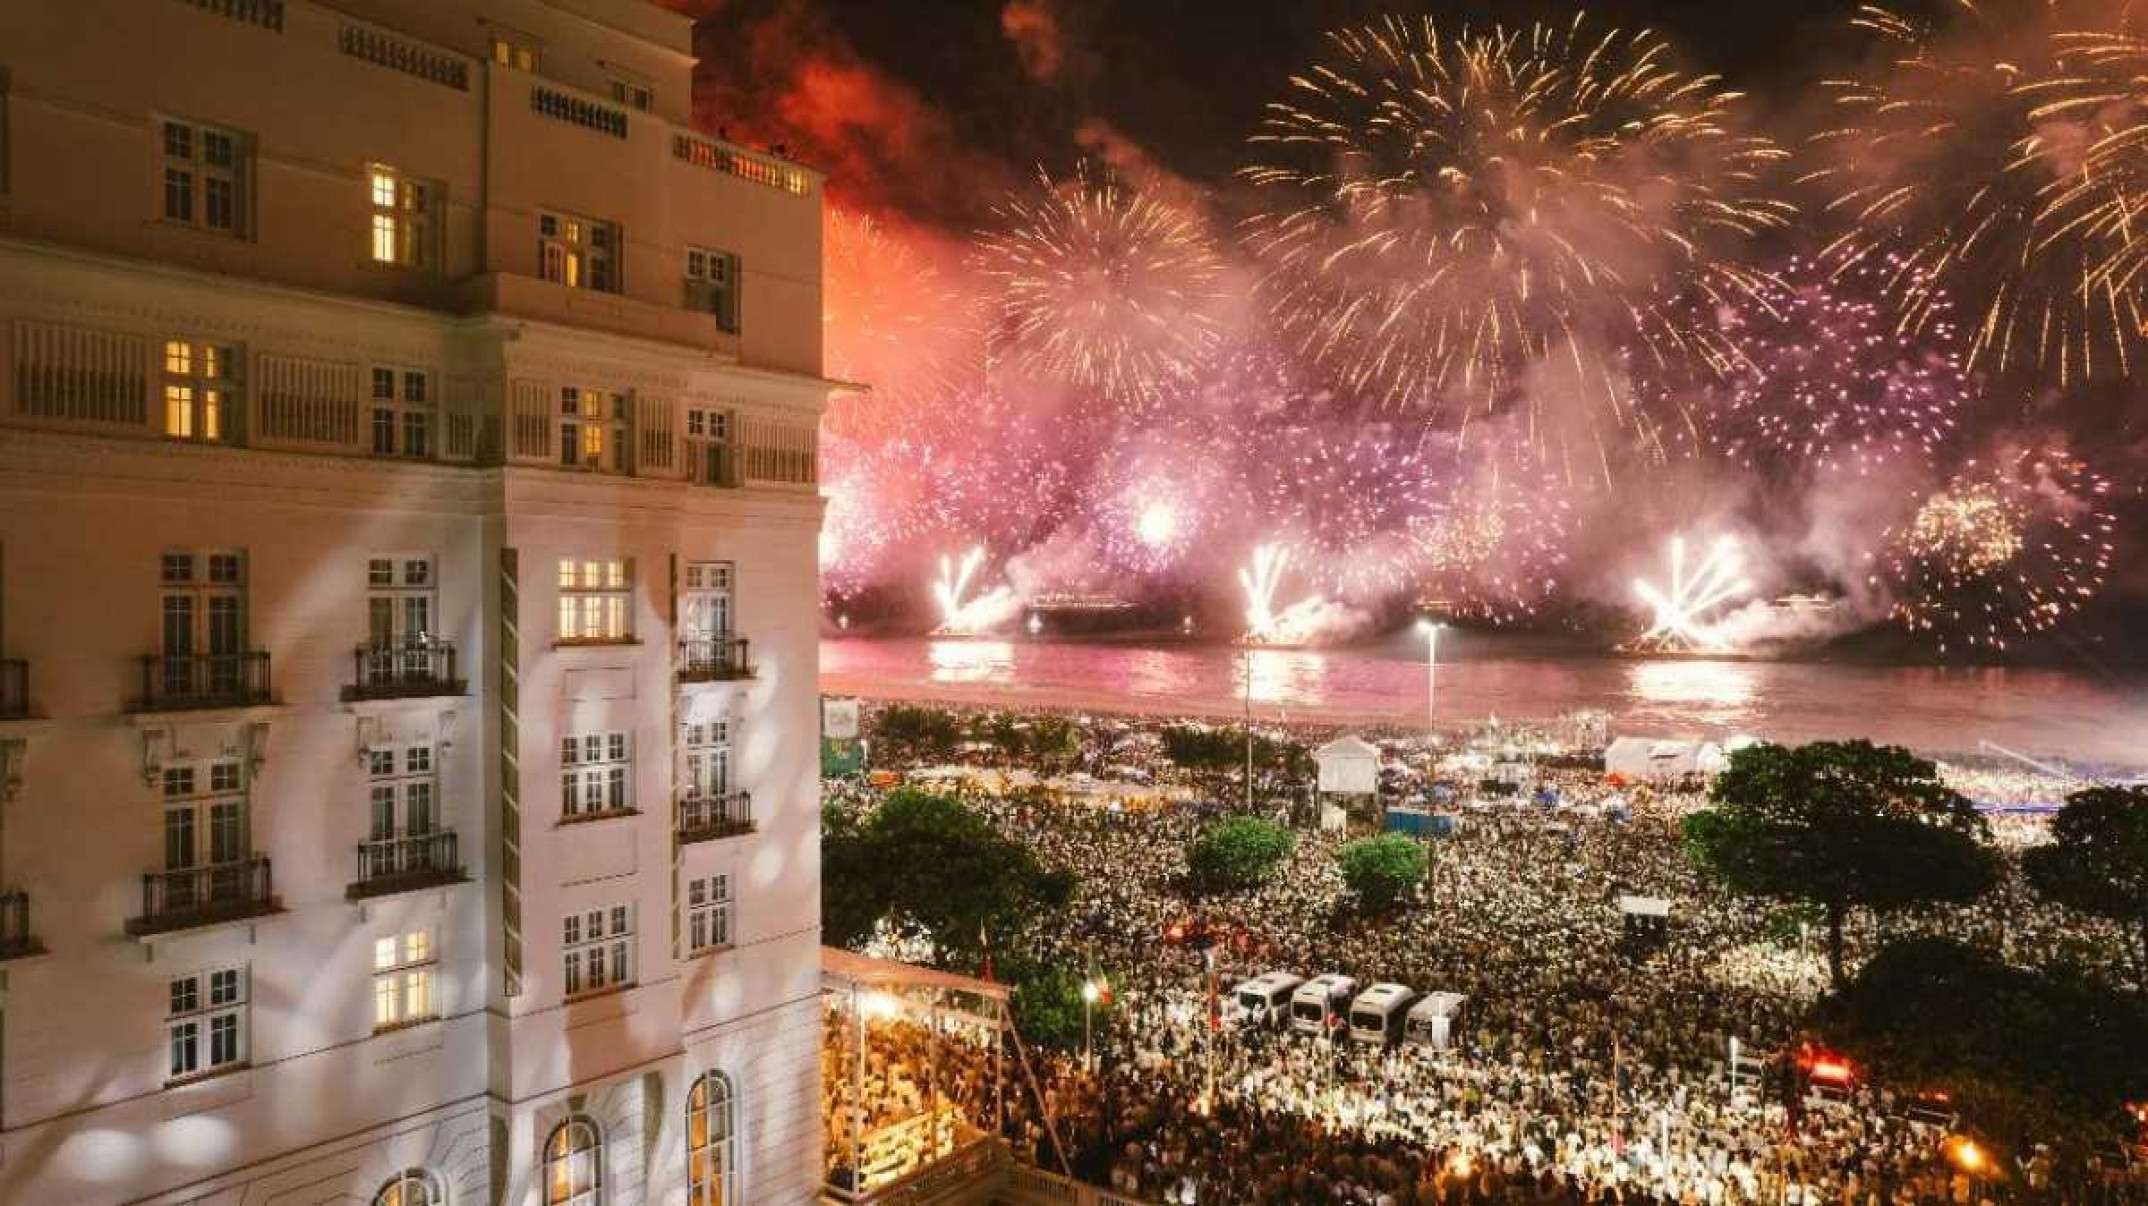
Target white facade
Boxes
[0,1,827,1202]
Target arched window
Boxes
[544,1115,602,1206]
[373,1168,443,1206]
[686,1071,737,1206]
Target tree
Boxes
[1338,834,1428,913]
[824,787,1073,964]
[2023,785,2148,990]
[1185,817,1295,892]
[821,798,881,950]
[1684,740,1999,985]
[875,705,962,761]
[1003,958,1111,1053]
[1816,937,2148,1147]
[1161,725,1240,784]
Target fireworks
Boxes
[1664,254,1967,474]
[1624,536,1753,654]
[931,546,1022,635]
[1238,13,1792,459]
[975,163,1229,406]
[1252,423,1449,602]
[1877,446,2116,652]
[1807,2,2148,384]
[822,209,984,439]
[1084,421,1245,575]
[1411,454,1574,625]
[1239,544,1296,643]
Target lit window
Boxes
[167,965,247,1081]
[490,35,539,72]
[162,338,238,442]
[686,1072,737,1205]
[372,929,438,1030]
[544,1116,601,1206]
[560,730,631,818]
[557,558,632,641]
[367,165,436,269]
[556,386,629,472]
[537,210,619,293]
[373,1169,444,1206]
[560,904,632,997]
[160,118,248,235]
[686,873,732,955]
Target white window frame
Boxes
[367,740,437,846]
[556,386,629,472]
[369,368,434,459]
[686,1071,737,1205]
[537,210,619,293]
[561,904,633,998]
[373,1169,445,1206]
[681,561,735,641]
[561,731,631,819]
[159,117,247,235]
[686,873,732,956]
[372,929,438,1030]
[544,1115,601,1206]
[607,77,654,112]
[162,757,249,878]
[367,164,437,269]
[682,721,730,802]
[558,558,632,642]
[365,554,436,648]
[167,964,247,1082]
[162,338,238,442]
[684,246,740,333]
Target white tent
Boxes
[1604,736,1726,780]
[1315,735,1381,796]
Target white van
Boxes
[1289,973,1357,1036]
[1347,983,1418,1046]
[1229,971,1303,1028]
[1405,991,1469,1051]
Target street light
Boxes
[1414,619,1444,740]
[1081,977,1101,1072]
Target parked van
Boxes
[1347,983,1418,1045]
[1405,991,1469,1051]
[1230,971,1303,1028]
[1289,973,1357,1036]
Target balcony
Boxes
[343,638,465,702]
[347,830,466,900]
[126,856,278,937]
[131,652,271,712]
[0,659,25,719]
[0,890,44,960]
[678,790,754,844]
[678,634,753,682]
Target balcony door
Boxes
[681,561,733,642]
[365,742,437,878]
[160,551,245,697]
[161,760,247,908]
[365,556,435,683]
[681,721,730,802]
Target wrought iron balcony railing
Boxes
[132,652,271,712]
[126,856,276,937]
[678,790,754,844]
[0,659,25,720]
[348,830,466,900]
[343,638,465,701]
[678,634,753,682]
[0,889,43,960]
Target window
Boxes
[159,550,247,693]
[537,211,619,293]
[686,874,732,956]
[366,555,435,649]
[369,368,433,458]
[681,562,734,641]
[684,409,734,486]
[372,930,437,1030]
[685,409,731,443]
[684,247,740,333]
[368,166,437,269]
[608,79,654,112]
[367,741,437,863]
[557,387,628,472]
[544,1116,601,1206]
[490,33,539,72]
[682,721,730,803]
[167,965,247,1081]
[162,339,238,441]
[160,118,248,235]
[561,904,632,997]
[373,1169,444,1206]
[558,558,632,642]
[686,1072,737,1205]
[561,731,630,818]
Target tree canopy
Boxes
[1185,816,1295,892]
[2022,784,2148,990]
[1338,834,1428,912]
[1684,740,1998,984]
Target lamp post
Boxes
[1081,978,1100,1072]
[1414,619,1443,740]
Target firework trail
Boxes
[1625,535,1752,653]
[1807,1,2148,385]
[1238,13,1793,466]
[974,162,1230,407]
[1239,544,1294,641]
[1875,443,2116,652]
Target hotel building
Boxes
[0,0,827,1201]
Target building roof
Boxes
[820,946,1011,1000]
[1315,735,1381,761]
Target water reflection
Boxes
[1625,659,1758,710]
[926,639,1016,684]
[1239,648,1331,707]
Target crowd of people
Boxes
[824,703,2148,1204]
